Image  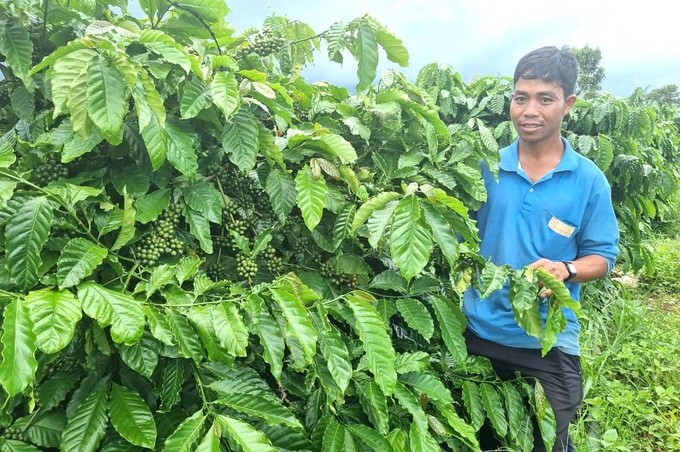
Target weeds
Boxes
[573,245,680,451]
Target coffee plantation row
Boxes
[0,0,678,450]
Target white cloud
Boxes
[227,0,679,96]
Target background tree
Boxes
[573,44,606,99]
[646,84,680,107]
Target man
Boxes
[462,46,620,451]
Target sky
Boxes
[224,0,680,98]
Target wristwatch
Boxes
[562,261,577,282]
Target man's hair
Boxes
[513,46,579,97]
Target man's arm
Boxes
[531,255,609,297]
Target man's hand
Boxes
[530,258,569,298]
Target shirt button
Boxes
[529,188,534,192]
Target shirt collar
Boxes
[500,138,578,174]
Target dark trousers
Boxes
[464,329,583,452]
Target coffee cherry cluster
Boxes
[2,426,27,441]
[206,262,228,282]
[32,157,69,186]
[234,28,286,60]
[319,259,359,288]
[262,245,285,275]
[236,253,258,280]
[319,260,344,285]
[135,204,184,267]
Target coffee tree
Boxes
[2,0,677,451]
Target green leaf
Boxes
[357,381,389,435]
[210,301,249,357]
[66,63,92,136]
[313,310,352,393]
[181,76,212,119]
[325,21,347,63]
[461,381,485,431]
[4,196,53,291]
[390,195,432,281]
[480,382,508,438]
[367,200,398,248]
[420,202,459,267]
[158,359,188,411]
[396,298,434,342]
[408,422,439,452]
[111,188,136,251]
[183,180,222,224]
[165,309,204,362]
[532,380,556,451]
[393,383,428,432]
[216,392,303,430]
[352,191,400,232]
[504,383,533,449]
[348,424,394,452]
[163,410,205,452]
[184,208,213,254]
[322,420,346,452]
[295,165,328,231]
[61,379,110,452]
[318,134,358,164]
[211,71,239,118]
[109,383,157,448]
[119,334,160,379]
[247,295,285,380]
[429,295,467,368]
[143,305,174,345]
[166,119,199,180]
[141,107,168,170]
[139,29,192,73]
[56,238,108,289]
[0,299,38,396]
[174,255,202,285]
[394,351,429,374]
[596,134,614,171]
[0,17,33,84]
[217,415,276,452]
[78,282,145,344]
[355,20,379,92]
[430,399,480,450]
[170,0,229,23]
[24,288,82,354]
[135,189,171,224]
[345,291,397,395]
[23,410,67,448]
[367,17,409,66]
[144,264,175,298]
[0,177,17,208]
[399,372,454,405]
[223,108,259,173]
[479,261,509,298]
[62,128,105,163]
[87,55,127,143]
[195,420,221,452]
[509,268,543,338]
[37,371,80,412]
[266,169,297,223]
[270,278,317,365]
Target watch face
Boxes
[564,261,576,280]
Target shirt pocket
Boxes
[538,210,580,257]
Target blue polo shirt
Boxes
[463,138,619,355]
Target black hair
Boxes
[513,46,579,97]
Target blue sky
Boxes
[224,0,679,97]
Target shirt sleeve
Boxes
[576,174,620,273]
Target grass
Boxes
[572,237,680,451]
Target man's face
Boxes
[510,78,576,146]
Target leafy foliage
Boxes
[0,1,678,451]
